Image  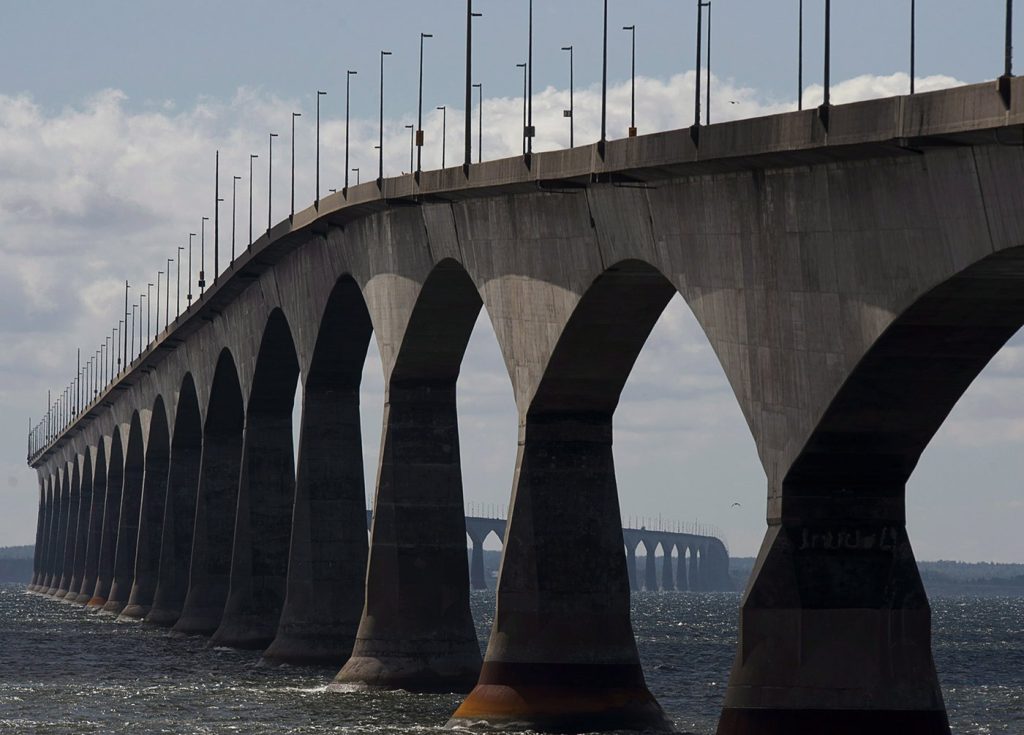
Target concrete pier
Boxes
[122,401,170,620]
[103,415,144,615]
[212,311,299,650]
[146,377,202,627]
[89,434,123,608]
[264,280,372,666]
[173,352,244,636]
[66,454,92,603]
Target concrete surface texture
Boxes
[26,78,1024,734]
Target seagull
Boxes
[731,502,742,508]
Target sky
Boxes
[1,1,1021,561]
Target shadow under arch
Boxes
[68,449,93,603]
[148,373,203,627]
[336,258,485,693]
[122,396,171,619]
[213,309,300,650]
[720,247,1024,734]
[42,471,63,595]
[105,411,144,615]
[89,427,125,608]
[78,439,107,603]
[264,275,373,666]
[55,458,81,598]
[174,350,244,636]
[455,259,677,731]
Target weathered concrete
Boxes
[212,311,300,650]
[77,442,106,603]
[67,452,93,603]
[174,351,244,636]
[122,399,170,619]
[263,278,372,666]
[89,431,124,607]
[146,376,202,627]
[28,79,1024,732]
[103,414,144,615]
[29,482,45,592]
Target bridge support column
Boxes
[104,434,144,616]
[89,445,124,608]
[55,474,75,598]
[67,466,92,604]
[717,492,950,734]
[675,545,688,591]
[76,467,104,604]
[29,483,45,592]
[263,383,368,665]
[211,411,295,650]
[626,545,638,592]
[469,532,487,591]
[660,548,674,592]
[174,429,243,635]
[147,435,201,626]
[333,381,481,692]
[644,544,657,592]
[44,481,63,596]
[122,437,169,620]
[450,416,671,732]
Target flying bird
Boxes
[731,502,742,508]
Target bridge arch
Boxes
[55,457,81,598]
[213,309,301,649]
[174,349,244,635]
[123,396,171,619]
[105,412,144,614]
[148,373,202,626]
[338,257,486,692]
[265,274,374,665]
[79,439,107,603]
[68,449,93,602]
[461,259,678,729]
[90,427,125,607]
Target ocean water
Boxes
[0,586,1021,734]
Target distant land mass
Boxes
[3,545,1022,594]
[730,557,1024,596]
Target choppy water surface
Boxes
[0,586,1021,734]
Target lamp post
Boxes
[165,258,172,329]
[561,46,574,147]
[822,0,831,122]
[1006,0,1014,79]
[249,153,258,246]
[345,70,357,194]
[352,167,360,185]
[910,0,915,94]
[214,150,220,280]
[268,132,278,233]
[695,0,705,133]
[146,283,153,345]
[706,1,712,125]
[416,33,434,176]
[115,322,122,377]
[378,50,392,187]
[798,0,803,110]
[473,82,483,163]
[405,124,415,174]
[623,25,636,136]
[187,233,196,304]
[601,0,608,146]
[123,280,129,370]
[137,294,144,357]
[231,176,240,262]
[516,64,527,154]
[465,1,483,171]
[291,112,301,218]
[200,216,209,293]
[437,106,447,168]
[130,304,136,362]
[316,90,326,206]
[156,272,162,337]
[176,246,183,317]
[526,0,534,156]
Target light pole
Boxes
[345,70,357,194]
[249,153,258,247]
[405,124,415,174]
[473,82,483,163]
[352,167,360,185]
[176,246,183,317]
[214,150,220,280]
[378,50,392,187]
[146,283,153,345]
[526,0,534,156]
[561,46,574,147]
[123,280,129,370]
[601,0,608,146]
[316,90,326,206]
[516,63,527,154]
[156,272,162,337]
[623,25,636,136]
[465,1,483,171]
[822,0,831,123]
[231,176,240,262]
[268,132,278,233]
[130,304,136,362]
[798,0,803,110]
[910,0,915,95]
[417,32,433,176]
[1007,0,1014,79]
[437,105,447,167]
[187,232,196,304]
[291,112,301,218]
[706,1,712,125]
[200,216,209,293]
[165,259,172,329]
[137,294,144,357]
[695,0,705,134]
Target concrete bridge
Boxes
[24,78,1024,734]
